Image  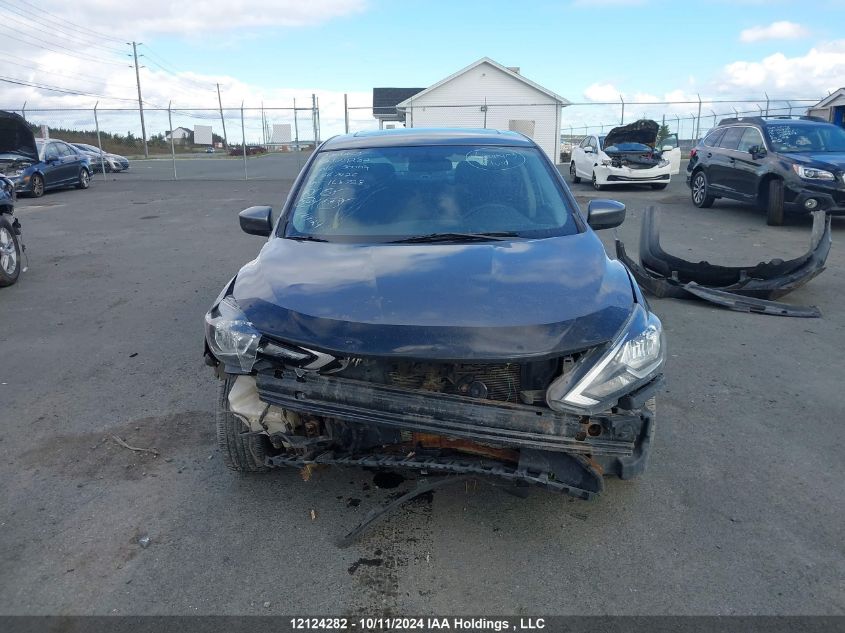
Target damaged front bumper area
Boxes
[230,369,660,500]
[617,206,831,317]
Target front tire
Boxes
[77,167,90,189]
[0,216,21,287]
[216,376,271,472]
[570,162,581,184]
[691,171,714,208]
[29,173,44,198]
[766,179,785,226]
[592,171,603,191]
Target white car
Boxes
[569,120,681,191]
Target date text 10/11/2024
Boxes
[290,617,547,631]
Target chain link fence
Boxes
[7,102,322,180]
[5,95,825,179]
[342,96,823,164]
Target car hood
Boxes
[230,233,635,361]
[783,152,845,171]
[0,110,38,162]
[603,119,659,149]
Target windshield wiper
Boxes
[390,231,519,244]
[286,235,328,242]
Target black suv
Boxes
[686,116,845,225]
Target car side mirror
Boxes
[46,155,58,163]
[239,205,273,236]
[587,199,626,230]
[584,147,594,154]
[662,144,675,151]
[749,145,766,158]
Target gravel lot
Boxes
[1,161,843,616]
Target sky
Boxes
[2,0,845,140]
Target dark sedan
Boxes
[0,115,91,198]
[203,129,665,500]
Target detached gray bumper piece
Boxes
[616,207,831,317]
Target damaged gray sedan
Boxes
[204,129,665,500]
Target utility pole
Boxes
[312,94,318,145]
[217,83,229,150]
[130,41,149,158]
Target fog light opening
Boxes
[587,422,603,437]
[804,198,819,210]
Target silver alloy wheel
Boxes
[80,169,90,188]
[0,227,17,275]
[692,173,706,205]
[32,174,43,197]
[570,163,576,176]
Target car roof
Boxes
[320,128,536,151]
[717,116,829,128]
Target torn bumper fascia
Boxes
[232,371,658,499]
[616,207,831,315]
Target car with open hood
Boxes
[0,111,91,197]
[686,115,845,225]
[203,128,666,500]
[570,119,681,191]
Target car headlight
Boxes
[792,165,835,181]
[600,159,613,166]
[658,158,669,167]
[546,305,665,414]
[204,296,262,372]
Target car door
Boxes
[51,142,75,185]
[730,127,767,199]
[572,137,590,178]
[41,142,63,188]
[659,134,682,175]
[58,142,84,184]
[708,126,745,197]
[577,136,598,177]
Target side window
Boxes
[579,137,590,149]
[588,137,598,151]
[56,143,72,157]
[737,128,764,152]
[44,143,59,160]
[719,127,745,150]
[703,129,725,147]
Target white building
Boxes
[165,126,192,144]
[395,57,569,162]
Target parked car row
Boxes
[72,143,130,173]
[0,111,130,199]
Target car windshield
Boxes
[766,123,845,153]
[284,145,578,242]
[604,142,652,152]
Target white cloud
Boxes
[739,21,810,43]
[35,0,367,37]
[583,83,621,102]
[719,40,845,94]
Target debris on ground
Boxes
[110,434,159,456]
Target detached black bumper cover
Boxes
[256,370,655,500]
[616,207,831,317]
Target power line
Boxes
[4,0,127,45]
[0,74,142,102]
[140,44,217,93]
[0,4,127,55]
[0,52,137,89]
[0,24,130,67]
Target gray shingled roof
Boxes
[372,88,424,119]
